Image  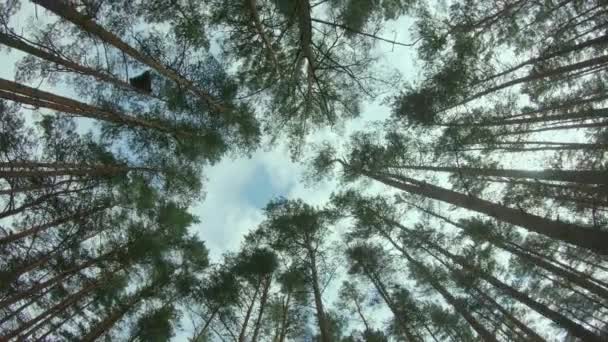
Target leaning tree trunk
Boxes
[472,286,546,341]
[1,280,100,340]
[399,248,498,342]
[391,164,608,185]
[429,242,603,342]
[31,0,225,113]
[0,31,154,97]
[238,280,261,342]
[365,270,418,341]
[0,205,109,246]
[444,54,608,112]
[359,169,608,255]
[251,274,272,342]
[0,78,184,136]
[405,202,608,299]
[307,247,331,342]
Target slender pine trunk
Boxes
[31,0,225,113]
[358,168,608,255]
[0,31,154,97]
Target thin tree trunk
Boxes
[405,201,608,298]
[251,275,272,342]
[400,249,498,342]
[497,121,608,136]
[0,31,155,97]
[31,0,225,113]
[390,164,608,185]
[81,283,155,342]
[247,0,280,71]
[192,306,220,342]
[0,205,109,246]
[443,54,608,112]
[0,250,112,308]
[278,293,291,342]
[238,281,261,342]
[0,186,92,220]
[366,271,418,341]
[358,168,608,255]
[1,280,100,340]
[0,179,75,196]
[478,33,608,84]
[34,299,95,341]
[0,78,184,135]
[307,247,331,342]
[430,242,603,342]
[473,287,546,341]
[310,17,418,47]
[0,284,55,326]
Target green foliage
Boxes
[133,306,178,342]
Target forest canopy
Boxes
[1,0,607,341]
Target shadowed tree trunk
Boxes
[31,0,226,113]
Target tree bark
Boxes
[0,205,108,246]
[0,31,155,97]
[472,287,546,341]
[1,279,100,340]
[31,0,225,114]
[400,249,498,342]
[390,164,608,185]
[307,247,331,342]
[444,54,608,112]
[359,168,608,255]
[431,243,603,342]
[0,78,184,135]
[405,202,608,298]
[251,275,272,342]
[238,280,261,342]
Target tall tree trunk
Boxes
[0,78,184,135]
[246,0,280,71]
[238,280,261,342]
[0,204,109,246]
[429,242,603,342]
[0,161,157,179]
[405,202,608,298]
[478,33,608,83]
[0,186,92,219]
[496,121,608,137]
[31,0,225,113]
[277,293,291,342]
[1,280,100,340]
[307,247,331,342]
[0,249,114,308]
[0,284,55,326]
[0,31,155,97]
[251,275,272,342]
[444,54,608,112]
[0,178,75,196]
[444,108,608,128]
[366,271,418,341]
[34,299,95,341]
[400,249,498,342]
[192,306,220,342]
[358,168,608,255]
[390,164,608,185]
[472,287,546,341]
[81,284,153,342]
